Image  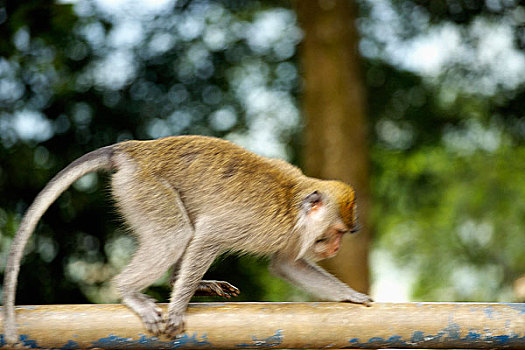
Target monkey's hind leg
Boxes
[169,262,240,298]
[112,164,193,335]
[114,240,185,336]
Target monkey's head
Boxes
[296,181,359,261]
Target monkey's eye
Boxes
[315,237,328,244]
[349,224,361,234]
[337,229,349,234]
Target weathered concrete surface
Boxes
[1,302,524,349]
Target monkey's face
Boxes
[311,198,360,260]
[311,222,348,259]
[296,183,360,260]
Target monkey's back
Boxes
[114,136,306,253]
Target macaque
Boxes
[2,135,372,343]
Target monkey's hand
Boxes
[343,291,373,307]
[195,280,240,298]
[164,312,185,338]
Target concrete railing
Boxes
[1,302,524,349]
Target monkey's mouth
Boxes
[321,249,339,259]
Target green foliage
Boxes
[0,0,300,305]
[372,145,525,301]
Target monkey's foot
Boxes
[195,280,240,298]
[122,292,164,335]
[344,291,373,307]
[164,312,185,338]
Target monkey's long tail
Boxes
[2,145,115,345]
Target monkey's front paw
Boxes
[196,280,240,298]
[344,292,373,307]
[164,312,185,338]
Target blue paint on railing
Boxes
[411,331,424,343]
[483,306,494,319]
[494,335,513,345]
[19,334,40,349]
[465,331,481,341]
[60,340,80,349]
[504,303,525,314]
[171,332,211,348]
[345,329,525,348]
[90,332,212,349]
[443,321,461,340]
[236,329,283,348]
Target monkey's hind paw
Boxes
[195,280,240,298]
[164,313,185,338]
[142,311,165,336]
[123,293,164,335]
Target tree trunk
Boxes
[294,0,371,294]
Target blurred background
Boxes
[0,0,524,306]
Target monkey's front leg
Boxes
[165,237,221,337]
[195,280,240,298]
[269,255,373,305]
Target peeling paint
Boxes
[171,332,211,348]
[410,331,424,343]
[236,330,283,348]
[89,333,212,349]
[348,337,360,344]
[465,331,481,341]
[443,322,461,340]
[19,335,40,349]
[505,303,525,315]
[342,313,525,350]
[60,340,80,349]
[2,302,524,349]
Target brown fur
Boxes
[3,135,371,343]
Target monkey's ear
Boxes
[302,190,324,217]
[296,191,326,259]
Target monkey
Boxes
[2,135,372,343]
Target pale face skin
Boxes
[311,222,349,260]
